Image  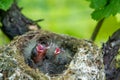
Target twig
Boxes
[90,18,105,41]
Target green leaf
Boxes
[89,0,120,20]
[90,0,107,10]
[0,0,14,11]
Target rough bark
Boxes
[0,3,41,40]
[102,29,120,80]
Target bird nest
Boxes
[0,30,105,80]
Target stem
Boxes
[90,18,105,41]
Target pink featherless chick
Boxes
[31,44,49,63]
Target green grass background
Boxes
[0,0,120,46]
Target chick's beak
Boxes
[33,44,50,63]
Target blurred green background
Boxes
[0,0,120,46]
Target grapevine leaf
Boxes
[90,0,107,10]
[89,0,120,20]
[0,0,14,11]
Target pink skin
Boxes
[33,44,48,63]
[33,43,62,63]
[54,47,61,55]
[36,44,45,53]
[54,47,65,64]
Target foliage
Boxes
[89,0,120,20]
[0,0,120,46]
[0,0,14,11]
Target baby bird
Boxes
[31,43,48,64]
[23,39,49,68]
[37,42,73,74]
[24,39,74,75]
